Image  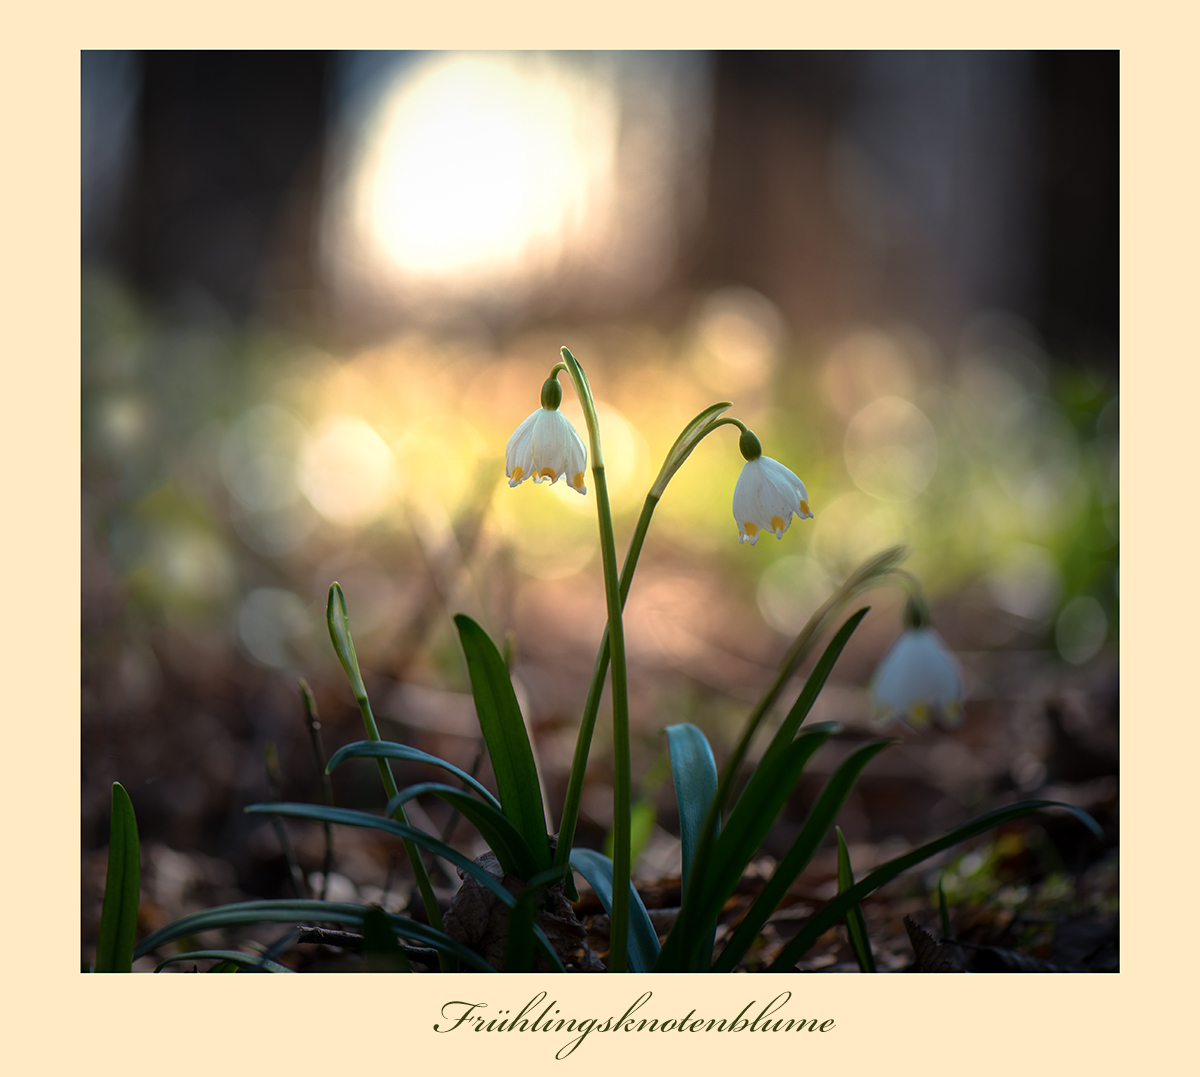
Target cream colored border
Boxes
[1,3,1195,1074]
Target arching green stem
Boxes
[550,394,748,968]
[557,347,632,971]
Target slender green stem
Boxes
[591,468,631,972]
[559,347,632,972]
[554,494,657,870]
[556,405,743,867]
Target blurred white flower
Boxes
[869,627,964,730]
[732,455,812,545]
[506,406,588,494]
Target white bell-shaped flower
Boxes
[869,627,964,730]
[506,406,588,495]
[732,454,812,545]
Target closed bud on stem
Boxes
[540,376,563,411]
[738,429,763,461]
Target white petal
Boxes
[505,409,540,486]
[522,409,589,494]
[732,455,811,543]
[868,628,964,730]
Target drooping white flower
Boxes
[732,455,813,545]
[869,627,964,730]
[505,406,588,495]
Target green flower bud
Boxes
[540,376,563,410]
[738,428,762,461]
[903,594,931,629]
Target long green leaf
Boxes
[665,723,719,895]
[362,907,413,972]
[767,800,1102,971]
[246,802,513,904]
[95,782,140,973]
[242,803,565,972]
[454,614,551,869]
[154,950,295,974]
[569,848,660,973]
[676,726,833,971]
[386,782,539,879]
[748,608,869,790]
[713,737,892,971]
[665,723,720,969]
[660,610,869,971]
[504,865,571,972]
[327,740,502,811]
[133,900,494,970]
[836,828,876,972]
[648,402,733,498]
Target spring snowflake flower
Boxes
[869,627,964,730]
[505,379,588,495]
[731,430,812,545]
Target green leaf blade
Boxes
[327,740,502,812]
[702,730,831,919]
[836,827,876,973]
[362,908,413,972]
[569,848,660,973]
[154,950,295,974]
[504,865,571,972]
[767,799,1102,971]
[240,803,565,971]
[95,782,140,973]
[665,723,720,896]
[751,608,869,783]
[454,614,551,869]
[713,737,892,971]
[386,782,539,879]
[133,899,496,972]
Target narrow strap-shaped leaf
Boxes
[386,782,539,879]
[154,950,294,974]
[504,865,571,972]
[454,614,551,869]
[681,728,831,969]
[659,609,868,972]
[569,848,660,973]
[240,803,564,972]
[749,608,870,789]
[767,800,1102,971]
[713,738,892,971]
[95,782,140,973]
[665,723,719,896]
[328,740,502,812]
[362,907,413,972]
[836,828,876,972]
[133,899,494,970]
[243,803,513,908]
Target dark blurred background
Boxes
[82,51,1118,970]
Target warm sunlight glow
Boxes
[298,415,398,526]
[357,54,618,288]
